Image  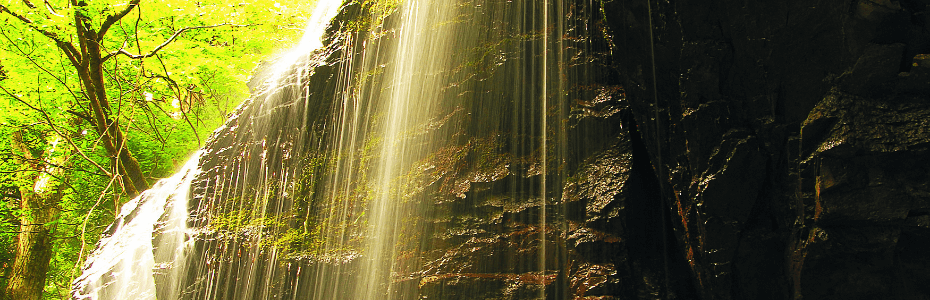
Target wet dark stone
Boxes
[599,0,930,299]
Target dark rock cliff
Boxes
[600,0,930,299]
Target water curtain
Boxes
[72,0,613,298]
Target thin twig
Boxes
[0,85,112,177]
[0,153,108,177]
[155,54,201,146]
[72,174,116,283]
[103,23,237,61]
[0,4,82,66]
[0,27,86,102]
[42,0,62,17]
[98,0,140,39]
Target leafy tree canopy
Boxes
[0,0,320,298]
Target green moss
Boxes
[339,0,403,34]
[274,228,317,253]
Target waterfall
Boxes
[72,152,201,299]
[73,0,619,298]
[306,1,570,298]
[71,1,343,298]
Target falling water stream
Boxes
[72,151,200,300]
[72,0,614,298]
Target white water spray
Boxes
[267,0,344,83]
[72,152,201,300]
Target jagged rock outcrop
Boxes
[600,0,930,299]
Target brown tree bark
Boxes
[4,132,64,300]
[72,2,148,197]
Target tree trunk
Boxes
[76,62,149,197]
[4,132,64,300]
[4,191,60,300]
[73,15,149,197]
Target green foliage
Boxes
[0,0,324,298]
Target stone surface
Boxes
[599,0,930,299]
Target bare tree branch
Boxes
[0,4,82,66]
[65,110,95,125]
[0,4,41,28]
[0,154,110,177]
[0,28,87,102]
[43,0,62,17]
[21,0,36,9]
[73,174,117,280]
[0,85,113,177]
[107,65,169,145]
[103,23,235,61]
[155,55,202,146]
[0,121,46,128]
[97,0,140,39]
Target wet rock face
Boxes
[177,0,648,299]
[800,92,930,299]
[599,0,930,299]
